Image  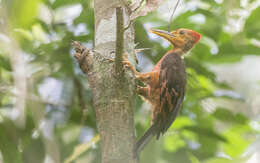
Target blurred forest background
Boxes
[1,0,260,163]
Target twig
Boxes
[72,41,93,75]
[135,48,151,53]
[64,135,100,163]
[168,0,181,32]
[132,0,145,14]
[115,7,124,74]
[124,0,145,31]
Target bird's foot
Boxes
[121,53,140,75]
[136,85,150,98]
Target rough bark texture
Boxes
[74,0,137,162]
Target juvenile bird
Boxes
[123,28,201,155]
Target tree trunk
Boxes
[94,1,137,162]
[74,0,137,162]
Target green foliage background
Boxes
[0,0,260,162]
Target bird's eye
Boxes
[179,30,184,35]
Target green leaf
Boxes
[184,126,227,142]
[170,116,194,130]
[0,55,11,71]
[222,126,251,157]
[213,108,248,124]
[245,7,260,39]
[7,0,42,28]
[31,24,49,43]
[205,157,236,163]
[164,134,186,152]
[14,28,34,41]
[52,0,82,9]
[187,152,200,163]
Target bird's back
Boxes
[154,51,186,138]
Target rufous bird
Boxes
[123,28,201,155]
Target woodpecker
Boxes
[123,28,201,155]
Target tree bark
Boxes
[74,0,137,162]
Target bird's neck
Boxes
[169,48,185,58]
[152,48,184,71]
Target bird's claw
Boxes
[122,61,131,68]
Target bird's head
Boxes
[150,28,201,54]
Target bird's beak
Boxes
[149,29,174,42]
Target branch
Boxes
[130,0,164,20]
[124,0,145,31]
[72,41,94,75]
[64,135,100,163]
[115,7,124,74]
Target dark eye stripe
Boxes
[179,30,184,34]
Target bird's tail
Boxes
[135,123,157,157]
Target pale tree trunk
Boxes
[74,0,137,163]
[93,1,137,161]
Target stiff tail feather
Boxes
[135,123,158,157]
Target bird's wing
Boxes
[156,53,186,138]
